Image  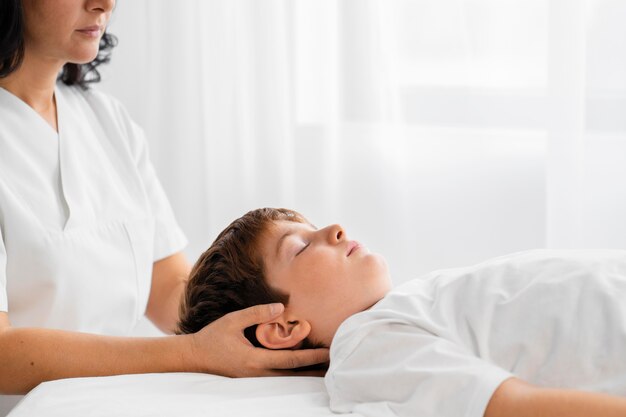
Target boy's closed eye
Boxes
[296,243,310,256]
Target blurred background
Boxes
[98,0,626,333]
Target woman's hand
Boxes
[187,303,330,377]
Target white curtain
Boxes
[101,0,626,286]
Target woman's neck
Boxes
[0,51,65,131]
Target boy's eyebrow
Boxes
[275,231,294,259]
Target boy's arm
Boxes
[485,377,626,417]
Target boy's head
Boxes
[177,208,391,348]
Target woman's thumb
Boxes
[230,303,285,328]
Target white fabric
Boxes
[0,83,186,331]
[7,373,360,417]
[326,249,626,417]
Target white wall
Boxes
[98,2,545,281]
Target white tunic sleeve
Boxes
[326,320,513,417]
[81,87,188,262]
[0,227,7,312]
[91,87,189,262]
[125,119,188,261]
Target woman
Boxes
[0,0,328,411]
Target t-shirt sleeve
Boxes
[326,321,513,417]
[0,228,8,312]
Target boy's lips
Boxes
[346,241,361,257]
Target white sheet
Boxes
[8,373,359,417]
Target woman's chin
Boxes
[68,50,100,65]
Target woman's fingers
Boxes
[192,304,329,377]
[280,369,328,377]
[262,368,328,377]
[224,303,285,329]
[258,347,330,371]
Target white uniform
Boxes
[0,83,188,414]
[0,83,187,331]
[326,249,626,417]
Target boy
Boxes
[177,208,626,417]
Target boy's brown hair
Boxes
[176,208,308,347]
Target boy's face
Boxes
[258,220,391,347]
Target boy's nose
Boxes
[326,224,345,244]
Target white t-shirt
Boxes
[0,83,187,334]
[325,249,626,417]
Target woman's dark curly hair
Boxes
[0,0,117,89]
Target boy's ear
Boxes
[255,315,311,350]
